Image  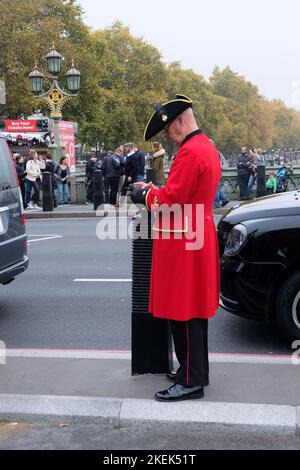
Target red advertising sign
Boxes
[4,120,38,133]
[57,121,76,173]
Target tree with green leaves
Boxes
[0,0,89,117]
[88,22,167,149]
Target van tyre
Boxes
[277,271,300,340]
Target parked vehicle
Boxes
[0,136,29,286]
[217,191,300,340]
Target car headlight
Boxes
[224,224,247,257]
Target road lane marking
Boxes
[74,279,132,282]
[28,234,62,237]
[4,349,295,365]
[6,349,131,360]
[209,352,295,365]
[28,235,63,244]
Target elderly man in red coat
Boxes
[131,94,221,402]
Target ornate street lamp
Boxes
[28,65,44,94]
[66,60,81,93]
[46,45,62,75]
[28,46,80,163]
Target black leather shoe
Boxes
[166,372,177,383]
[155,384,204,402]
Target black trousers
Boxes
[108,176,120,205]
[238,174,250,198]
[25,180,40,205]
[170,318,209,387]
[20,182,25,207]
[86,180,93,202]
[104,177,110,203]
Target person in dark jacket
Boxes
[14,154,26,207]
[101,147,125,206]
[41,153,57,207]
[237,146,252,200]
[85,155,98,204]
[120,143,139,201]
[133,146,146,182]
[101,150,113,203]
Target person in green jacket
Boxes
[149,141,166,187]
[266,171,277,194]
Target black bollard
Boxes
[93,170,104,210]
[42,171,53,212]
[131,170,173,375]
[256,164,267,198]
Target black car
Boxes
[217,191,300,340]
[0,136,29,286]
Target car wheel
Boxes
[277,271,300,340]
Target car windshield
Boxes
[0,138,17,190]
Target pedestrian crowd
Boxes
[12,150,71,210]
[85,142,165,207]
[12,141,165,210]
[13,141,282,212]
[216,145,282,206]
[84,141,266,209]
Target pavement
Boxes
[7,200,299,440]
[0,350,299,436]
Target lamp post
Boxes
[28,45,81,163]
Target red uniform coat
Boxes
[146,132,221,321]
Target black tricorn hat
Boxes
[144,94,193,141]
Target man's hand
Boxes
[133,181,155,190]
[131,181,157,205]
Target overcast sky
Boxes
[78,0,300,109]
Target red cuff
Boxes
[145,188,160,210]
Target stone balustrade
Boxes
[69,164,300,203]
[219,166,300,199]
